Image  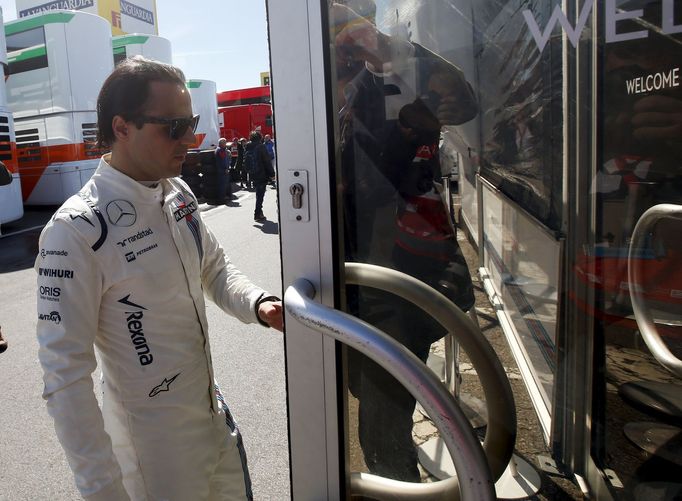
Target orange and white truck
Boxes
[5,10,113,205]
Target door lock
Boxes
[289,183,304,209]
[283,170,309,222]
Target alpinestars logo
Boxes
[149,373,181,398]
[57,208,94,227]
[118,295,154,366]
[38,311,62,324]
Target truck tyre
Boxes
[185,151,201,166]
[200,149,215,164]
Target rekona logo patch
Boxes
[118,295,153,366]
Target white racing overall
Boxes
[36,157,270,500]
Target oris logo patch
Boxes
[39,286,61,302]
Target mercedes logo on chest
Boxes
[106,200,137,227]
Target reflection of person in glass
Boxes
[333,0,479,481]
[597,1,682,314]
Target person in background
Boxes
[0,326,7,353]
[244,131,275,223]
[214,137,233,204]
[263,134,275,163]
[35,56,283,501]
[230,137,240,188]
[237,137,248,189]
[263,134,277,188]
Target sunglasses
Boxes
[134,114,200,140]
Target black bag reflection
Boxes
[333,0,478,481]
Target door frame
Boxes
[267,1,345,499]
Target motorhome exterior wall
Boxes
[5,10,112,204]
[15,0,159,36]
[112,33,172,64]
[6,10,114,117]
[187,79,219,149]
[0,6,22,224]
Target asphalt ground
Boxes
[0,186,290,500]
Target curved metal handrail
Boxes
[344,263,516,481]
[285,261,518,500]
[628,203,682,378]
[285,278,495,500]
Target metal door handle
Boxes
[628,203,682,378]
[284,262,517,500]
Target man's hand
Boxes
[258,301,284,331]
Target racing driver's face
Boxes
[119,81,196,181]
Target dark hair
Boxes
[249,131,262,142]
[96,56,187,148]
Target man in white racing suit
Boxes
[35,56,283,501]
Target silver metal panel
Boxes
[266,0,340,498]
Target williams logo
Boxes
[118,295,153,366]
[38,311,62,324]
[149,373,181,398]
[106,200,137,227]
[174,201,197,221]
[38,268,74,279]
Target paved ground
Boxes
[0,186,290,501]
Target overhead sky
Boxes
[0,0,271,92]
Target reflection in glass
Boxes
[325,0,682,495]
[593,0,682,494]
[331,0,477,482]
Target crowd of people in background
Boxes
[211,130,276,222]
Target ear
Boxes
[112,115,131,141]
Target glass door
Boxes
[269,0,682,499]
[585,1,682,497]
[269,1,513,498]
